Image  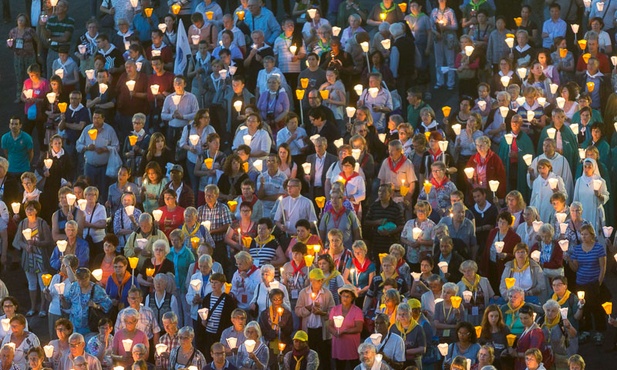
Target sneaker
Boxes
[25,310,36,317]
[433,84,443,90]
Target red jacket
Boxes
[481,228,521,278]
[530,241,564,270]
[466,150,507,199]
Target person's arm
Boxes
[598,255,607,284]
[342,319,363,335]
[271,245,287,267]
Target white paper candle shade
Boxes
[452,124,461,135]
[464,167,475,179]
[333,315,344,328]
[556,97,565,109]
[92,269,103,281]
[504,134,513,145]
[500,76,511,87]
[597,1,605,11]
[353,85,363,96]
[77,199,87,211]
[122,339,133,352]
[516,96,525,107]
[233,100,243,113]
[152,209,163,221]
[44,159,53,169]
[531,250,541,262]
[46,92,56,104]
[603,226,614,238]
[56,240,67,253]
[517,67,527,79]
[560,307,569,320]
[494,241,504,253]
[463,290,473,302]
[78,44,87,55]
[332,26,341,36]
[0,319,9,332]
[226,337,237,349]
[125,41,131,50]
[244,339,256,353]
[44,344,54,358]
[548,178,558,189]
[489,180,500,192]
[505,37,514,49]
[571,24,579,33]
[99,83,108,95]
[198,308,209,320]
[546,128,556,139]
[369,333,382,345]
[352,149,361,160]
[202,220,211,231]
[526,111,535,123]
[438,343,449,356]
[158,23,167,33]
[333,138,344,148]
[125,205,135,216]
[411,272,421,281]
[190,279,203,292]
[593,179,602,190]
[302,163,311,175]
[360,41,369,53]
[380,39,391,50]
[253,159,263,172]
[136,238,148,250]
[219,69,228,79]
[23,89,33,99]
[555,212,567,223]
[570,124,579,136]
[368,87,379,98]
[559,223,568,234]
[558,240,569,252]
[477,101,486,111]
[612,56,617,66]
[412,227,423,240]
[54,282,65,294]
[464,45,474,56]
[54,69,64,79]
[438,141,448,152]
[307,8,317,18]
[438,261,448,273]
[155,343,168,356]
[130,0,138,7]
[189,134,200,146]
[434,298,444,305]
[150,84,160,95]
[172,95,182,106]
[310,134,320,144]
[10,202,19,214]
[549,83,559,95]
[191,35,200,45]
[523,154,533,166]
[229,66,238,75]
[22,228,32,241]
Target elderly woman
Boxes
[0,314,40,370]
[516,206,541,247]
[51,187,86,241]
[343,240,375,306]
[500,287,534,336]
[61,267,112,334]
[232,113,272,161]
[418,132,456,183]
[457,260,494,326]
[13,200,52,317]
[113,192,142,247]
[249,264,290,317]
[475,345,495,369]
[414,107,444,138]
[81,186,108,257]
[167,228,195,302]
[565,224,607,345]
[91,234,120,286]
[499,243,546,303]
[362,254,408,316]
[421,274,444,321]
[123,213,168,268]
[482,211,521,293]
[327,284,363,369]
[236,321,269,370]
[259,288,294,367]
[478,304,511,368]
[137,240,174,294]
[186,254,218,324]
[200,273,237,362]
[121,114,150,182]
[389,243,411,287]
[507,305,546,370]
[572,158,609,234]
[105,255,133,311]
[47,318,72,368]
[530,224,564,283]
[388,302,425,368]
[248,218,286,269]
[444,321,482,369]
[167,326,206,369]
[143,273,179,328]
[465,135,506,200]
[50,220,90,270]
[438,202,478,260]
[256,75,290,133]
[433,282,465,343]
[541,299,578,368]
[418,161,457,220]
[530,159,567,222]
[230,252,262,314]
[86,317,114,369]
[179,207,214,251]
[111,308,149,368]
[217,154,249,202]
[549,276,583,329]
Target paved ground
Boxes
[0,0,615,366]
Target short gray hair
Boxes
[357,342,376,355]
[153,239,170,255]
[184,207,198,218]
[543,299,560,311]
[139,213,152,223]
[178,326,195,338]
[68,332,85,344]
[162,311,178,324]
[261,264,275,274]
[442,282,459,297]
[123,308,140,322]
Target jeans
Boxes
[434,39,455,89]
[85,163,109,201]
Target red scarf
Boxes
[329,205,347,222]
[387,156,405,173]
[430,149,443,162]
[353,257,370,273]
[242,195,258,207]
[339,171,359,183]
[246,264,259,277]
[396,258,405,270]
[430,176,449,190]
[291,260,306,275]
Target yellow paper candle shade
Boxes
[400,185,409,196]
[398,2,407,11]
[304,254,315,266]
[227,200,238,212]
[190,236,200,249]
[507,334,517,347]
[145,268,155,277]
[442,106,451,117]
[505,277,516,289]
[424,131,431,141]
[128,257,139,269]
[128,135,138,146]
[378,253,388,263]
[300,78,309,89]
[582,53,591,64]
[315,196,326,209]
[57,102,67,113]
[603,302,613,315]
[513,17,522,26]
[206,11,214,20]
[578,39,587,49]
[312,244,321,254]
[295,89,305,100]
[505,33,515,39]
[242,162,249,172]
[236,10,245,20]
[144,7,153,17]
[450,296,462,309]
[41,274,52,287]
[224,283,232,294]
[423,181,432,195]
[559,48,567,58]
[88,129,98,141]
[319,90,329,99]
[171,3,181,14]
[587,81,595,92]
[475,326,482,338]
[241,236,253,248]
[204,158,213,169]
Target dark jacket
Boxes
[159,181,195,209]
[305,152,337,199]
[432,250,464,283]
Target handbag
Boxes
[88,285,108,332]
[106,147,122,177]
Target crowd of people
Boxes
[0,0,613,368]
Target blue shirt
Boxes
[131,13,159,42]
[571,242,605,285]
[50,238,90,271]
[542,18,567,48]
[244,8,280,45]
[1,131,33,173]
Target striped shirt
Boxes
[204,294,226,334]
[571,242,605,285]
[249,238,280,268]
[45,15,75,51]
